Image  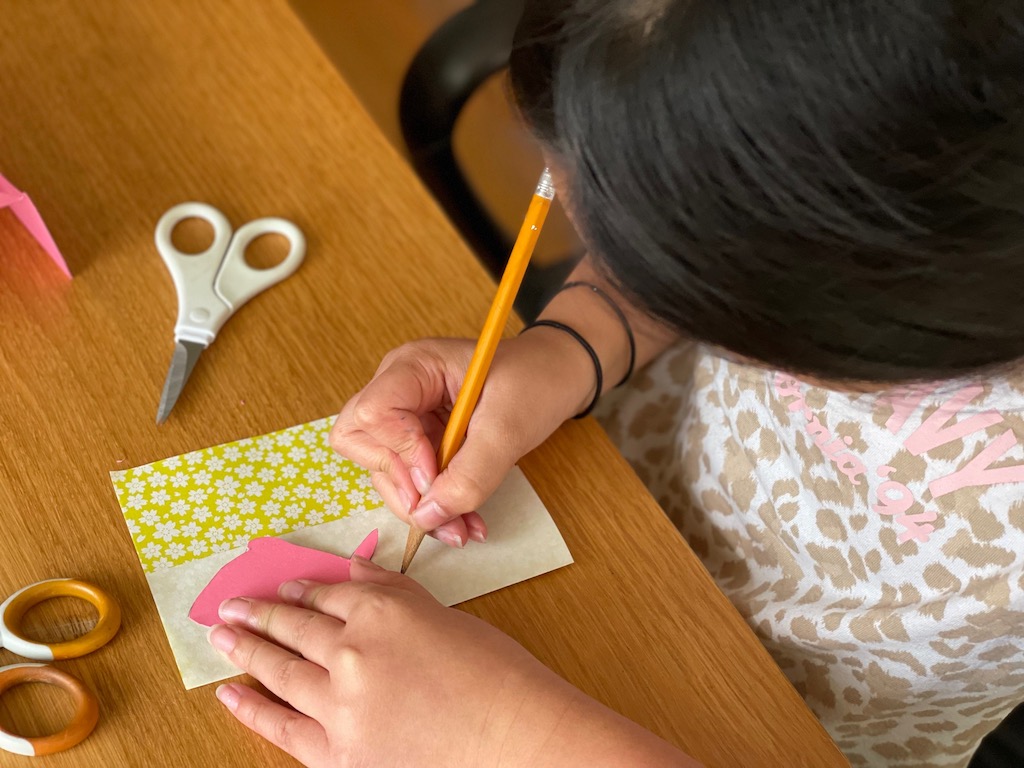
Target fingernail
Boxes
[208,625,238,654]
[411,500,446,529]
[410,467,431,495]
[435,528,465,548]
[218,598,251,623]
[279,580,305,602]
[216,684,240,712]
[467,523,487,544]
[398,487,413,515]
[352,554,383,570]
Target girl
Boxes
[207,1,1024,765]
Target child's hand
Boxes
[207,558,693,767]
[330,335,595,547]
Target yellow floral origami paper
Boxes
[110,417,381,572]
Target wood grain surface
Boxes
[0,2,846,766]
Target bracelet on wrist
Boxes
[556,281,636,386]
[521,319,603,419]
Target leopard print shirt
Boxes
[598,343,1024,767]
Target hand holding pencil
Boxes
[401,168,556,571]
[330,169,579,560]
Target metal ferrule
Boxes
[534,167,556,200]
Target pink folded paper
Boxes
[0,171,71,277]
[189,530,379,626]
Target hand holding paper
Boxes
[0,171,70,277]
[210,558,559,767]
[188,531,378,626]
[209,558,696,768]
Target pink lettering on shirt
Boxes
[931,430,1024,498]
[904,385,1002,455]
[880,384,939,433]
[773,374,866,485]
[874,465,935,543]
[774,375,1024,547]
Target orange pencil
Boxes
[401,168,556,573]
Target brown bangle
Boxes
[0,663,100,756]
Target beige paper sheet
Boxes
[141,467,572,689]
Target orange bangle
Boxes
[0,663,100,756]
[0,579,121,661]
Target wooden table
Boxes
[0,3,846,766]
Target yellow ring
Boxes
[2,580,121,660]
[0,664,100,756]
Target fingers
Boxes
[338,432,422,519]
[432,512,489,546]
[331,353,444,482]
[348,556,435,600]
[410,426,516,531]
[208,622,327,717]
[332,339,523,535]
[431,516,470,548]
[372,469,474,547]
[278,580,376,623]
[420,408,447,454]
[215,683,327,766]
[462,512,489,544]
[331,350,451,540]
[278,560,436,623]
[370,470,414,520]
[218,597,346,670]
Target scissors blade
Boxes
[156,340,206,424]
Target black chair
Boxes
[399,0,577,320]
[968,702,1024,768]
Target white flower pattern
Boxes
[110,418,383,572]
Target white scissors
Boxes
[154,202,306,423]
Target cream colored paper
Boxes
[110,419,573,689]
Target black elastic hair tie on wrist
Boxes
[557,281,636,386]
[522,319,603,418]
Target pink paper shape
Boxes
[188,530,379,627]
[0,172,71,278]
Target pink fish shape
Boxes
[189,530,379,627]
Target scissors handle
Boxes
[155,202,306,345]
[155,202,234,345]
[0,664,99,756]
[0,579,121,661]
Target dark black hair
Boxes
[510,0,1024,383]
